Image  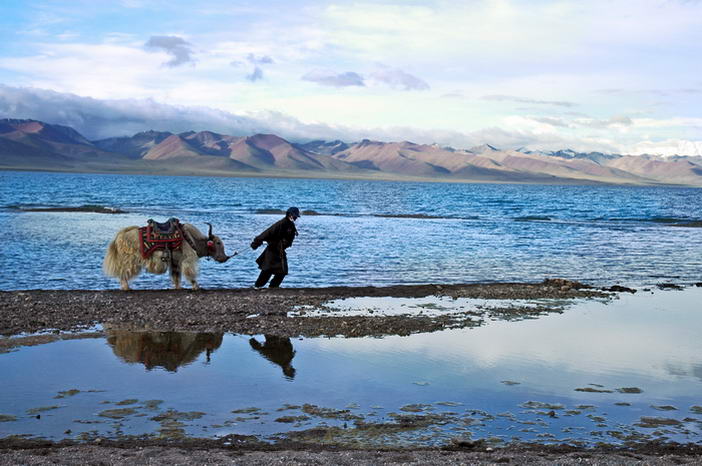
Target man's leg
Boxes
[255,270,272,288]
[269,273,286,288]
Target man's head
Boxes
[286,206,301,221]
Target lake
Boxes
[1,171,700,290]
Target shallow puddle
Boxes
[1,288,701,447]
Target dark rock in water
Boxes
[374,213,446,219]
[443,439,487,451]
[616,387,643,394]
[575,387,613,393]
[657,283,683,290]
[635,416,682,428]
[695,283,702,287]
[651,405,677,411]
[604,285,636,293]
[670,221,702,228]
[255,209,286,215]
[542,278,591,290]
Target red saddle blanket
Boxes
[138,221,184,259]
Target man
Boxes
[250,207,300,288]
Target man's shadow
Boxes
[249,335,296,380]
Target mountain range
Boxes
[2,118,702,186]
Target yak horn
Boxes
[205,222,213,239]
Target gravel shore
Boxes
[0,279,608,338]
[2,440,701,465]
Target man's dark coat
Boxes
[251,217,297,275]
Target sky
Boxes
[1,0,701,155]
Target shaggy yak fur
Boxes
[103,223,230,290]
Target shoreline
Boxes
[0,280,610,338]
[2,281,701,464]
[2,438,702,465]
[5,166,695,188]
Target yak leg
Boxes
[120,278,130,291]
[182,260,199,290]
[170,261,182,289]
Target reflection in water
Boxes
[106,330,223,372]
[249,335,296,380]
[3,289,702,446]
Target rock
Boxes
[657,283,683,290]
[605,285,636,293]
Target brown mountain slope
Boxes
[2,119,92,146]
[483,151,651,183]
[332,140,453,176]
[93,130,173,159]
[0,119,125,165]
[604,156,702,184]
[143,134,205,160]
[3,118,702,185]
[181,131,238,156]
[229,134,355,171]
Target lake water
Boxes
[1,171,701,290]
[1,288,701,446]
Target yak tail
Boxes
[103,226,143,281]
[103,238,122,278]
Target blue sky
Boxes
[1,0,701,154]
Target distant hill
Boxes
[0,119,128,169]
[93,130,173,159]
[2,118,702,186]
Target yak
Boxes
[103,221,232,290]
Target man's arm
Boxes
[251,220,282,249]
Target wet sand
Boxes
[0,279,607,338]
[3,280,701,464]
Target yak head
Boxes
[205,223,232,263]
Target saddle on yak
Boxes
[138,218,184,259]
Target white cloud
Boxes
[369,66,429,91]
[627,139,702,156]
[482,94,577,108]
[301,70,365,87]
[246,53,274,65]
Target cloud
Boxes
[574,115,633,129]
[528,116,571,128]
[482,94,577,108]
[246,66,263,82]
[627,139,702,156]
[246,53,274,65]
[521,114,634,129]
[302,70,365,87]
[595,88,702,96]
[0,84,264,139]
[369,66,429,91]
[144,35,194,67]
[2,84,701,156]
